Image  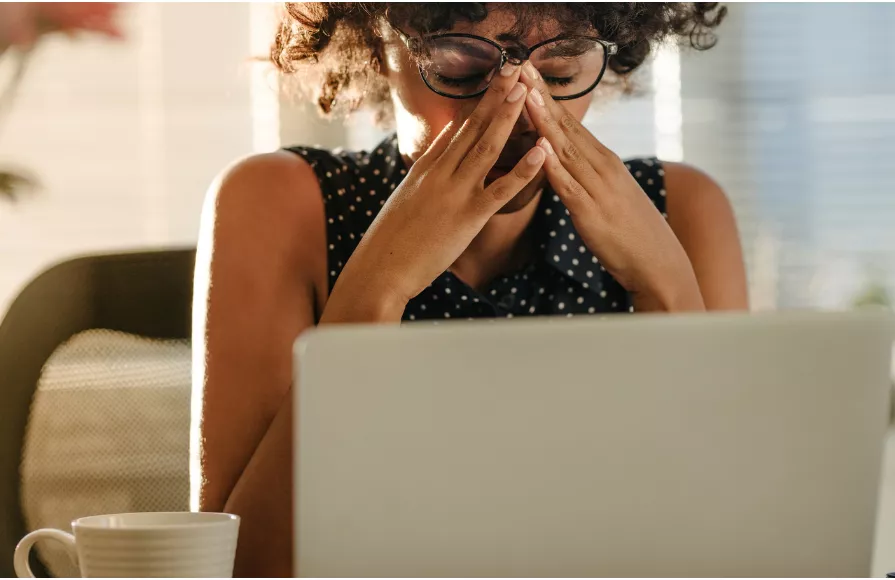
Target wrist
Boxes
[319,273,408,325]
[641,261,705,313]
[655,281,705,312]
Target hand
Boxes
[518,63,704,311]
[321,65,546,323]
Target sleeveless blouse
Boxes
[286,134,667,322]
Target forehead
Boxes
[444,6,595,46]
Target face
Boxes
[381,8,597,213]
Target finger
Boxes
[519,61,613,159]
[481,145,546,208]
[521,76,600,189]
[455,82,528,180]
[439,64,523,168]
[519,62,612,184]
[416,112,464,168]
[536,137,593,217]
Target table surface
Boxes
[16,330,895,576]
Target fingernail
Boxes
[528,88,545,107]
[538,137,554,155]
[499,64,518,77]
[522,61,539,81]
[526,147,546,165]
[506,83,526,103]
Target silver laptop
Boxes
[293,311,893,577]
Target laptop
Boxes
[293,311,893,577]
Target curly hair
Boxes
[272,2,726,121]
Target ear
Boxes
[373,18,400,77]
[370,53,388,78]
[374,35,406,79]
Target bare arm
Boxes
[195,67,547,577]
[192,151,326,576]
[628,162,748,313]
[663,162,749,311]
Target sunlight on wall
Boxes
[249,2,281,153]
[652,42,683,162]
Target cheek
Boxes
[393,76,459,136]
[385,44,475,161]
[560,94,594,122]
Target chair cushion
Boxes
[20,329,191,577]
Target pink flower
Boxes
[0,3,122,49]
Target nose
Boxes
[511,102,537,139]
[460,84,538,138]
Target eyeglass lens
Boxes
[418,36,607,98]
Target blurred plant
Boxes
[852,263,893,309]
[853,280,892,309]
[1,3,122,201]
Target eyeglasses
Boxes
[393,28,618,101]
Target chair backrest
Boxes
[0,249,196,577]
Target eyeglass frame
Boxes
[392,27,619,101]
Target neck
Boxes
[450,190,542,290]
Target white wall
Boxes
[0,2,274,313]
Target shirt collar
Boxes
[535,189,606,293]
[388,133,605,296]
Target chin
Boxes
[494,177,546,214]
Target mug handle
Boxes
[14,529,78,578]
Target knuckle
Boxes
[495,105,518,124]
[608,150,625,169]
[601,153,625,177]
[559,113,578,132]
[464,114,486,134]
[561,142,582,164]
[512,164,531,181]
[469,139,494,162]
[560,177,586,199]
[488,183,511,202]
[420,165,444,184]
[543,110,560,129]
[601,146,621,164]
[445,116,463,134]
[489,81,511,97]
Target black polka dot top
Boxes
[286,133,667,322]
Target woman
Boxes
[193,3,748,576]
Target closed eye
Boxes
[431,71,490,87]
[543,75,575,87]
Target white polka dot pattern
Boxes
[286,134,667,321]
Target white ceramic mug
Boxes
[14,512,240,578]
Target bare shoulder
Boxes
[661,161,739,243]
[661,162,733,224]
[197,149,328,306]
[204,150,323,241]
[193,151,326,519]
[660,162,749,310]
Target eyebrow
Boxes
[434,38,500,61]
[538,39,597,59]
[495,32,523,44]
